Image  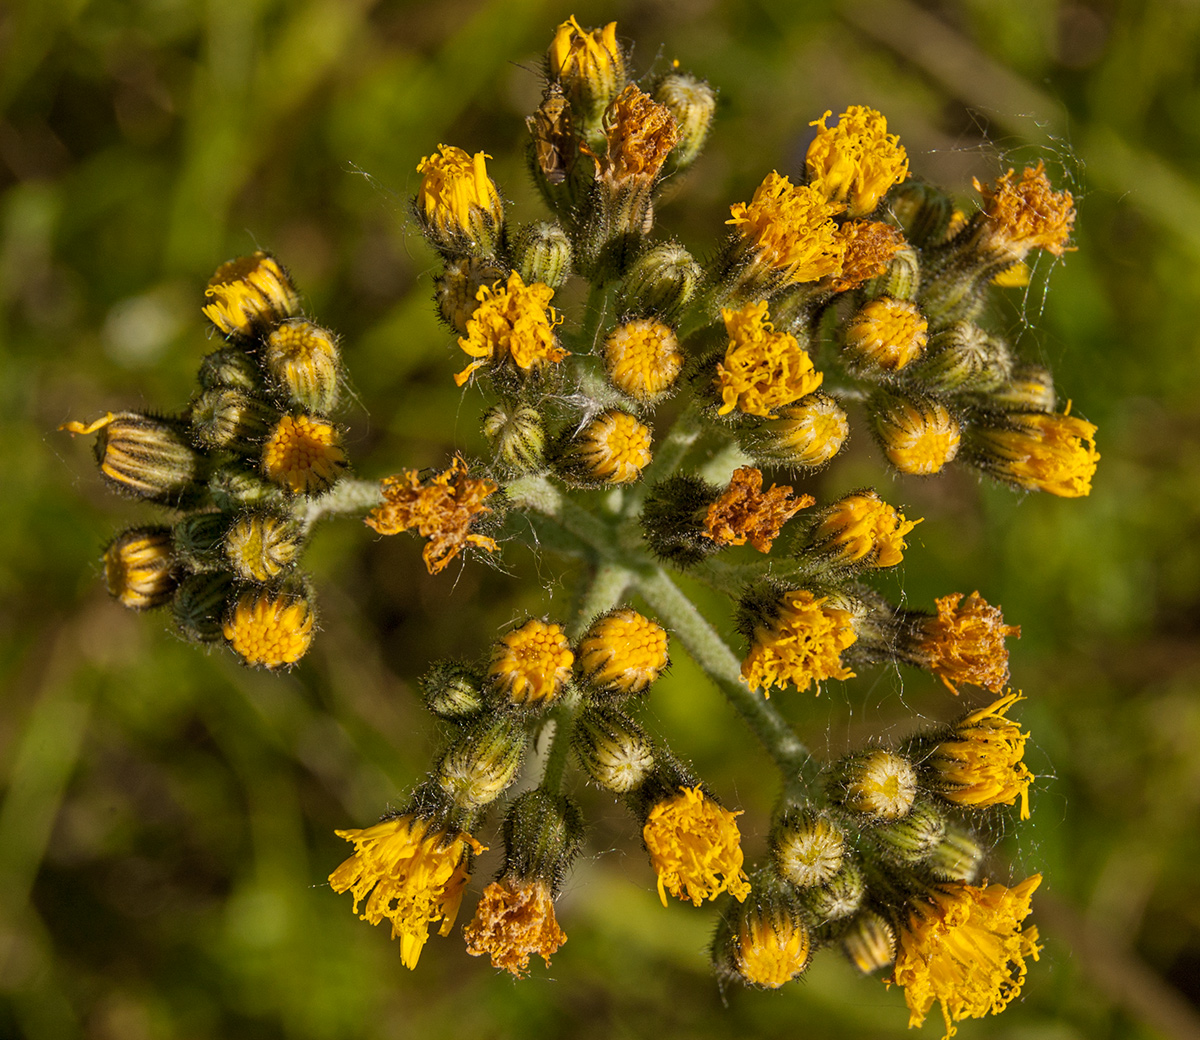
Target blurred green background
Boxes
[3,0,1200,1037]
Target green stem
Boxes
[297,477,384,534]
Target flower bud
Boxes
[712,877,812,989]
[827,749,918,821]
[965,408,1099,497]
[488,618,574,709]
[576,608,669,696]
[223,510,303,583]
[172,512,229,571]
[887,181,955,247]
[436,716,527,810]
[925,824,985,883]
[639,475,721,567]
[198,346,264,394]
[420,660,486,721]
[603,318,684,404]
[770,808,845,888]
[873,800,946,866]
[652,71,716,173]
[172,570,235,643]
[62,412,208,507]
[434,258,508,335]
[104,527,178,610]
[482,403,547,474]
[614,242,702,324]
[988,363,1056,413]
[511,221,573,290]
[547,17,626,136]
[910,322,1012,393]
[801,858,865,924]
[737,392,849,469]
[261,415,347,496]
[843,297,928,373]
[555,409,652,486]
[500,789,585,886]
[207,464,283,511]
[415,145,505,258]
[806,489,921,571]
[870,393,961,476]
[573,705,655,792]
[190,388,280,455]
[864,244,920,301]
[841,910,897,974]
[263,319,341,415]
[203,252,301,338]
[222,583,316,670]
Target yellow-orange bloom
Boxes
[814,490,922,568]
[489,619,575,705]
[715,301,823,417]
[567,410,653,484]
[892,876,1042,1038]
[741,589,857,696]
[577,609,669,695]
[548,17,625,122]
[456,271,566,387]
[329,814,484,970]
[972,409,1099,497]
[643,785,751,907]
[463,877,567,976]
[844,297,928,372]
[807,106,909,217]
[727,172,846,284]
[203,252,301,338]
[928,692,1034,819]
[741,392,849,468]
[702,466,813,553]
[973,161,1075,262]
[222,589,315,670]
[604,318,683,403]
[416,145,503,251]
[262,415,347,495]
[735,904,812,988]
[918,591,1021,694]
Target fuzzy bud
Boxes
[615,242,702,324]
[639,475,720,566]
[576,608,670,696]
[653,72,716,173]
[870,393,961,476]
[103,527,179,610]
[436,716,527,810]
[420,660,487,721]
[202,253,301,339]
[482,403,547,475]
[770,808,846,888]
[263,319,341,415]
[827,749,918,821]
[801,858,865,924]
[887,181,954,247]
[172,512,229,571]
[925,824,985,883]
[841,911,897,974]
[512,221,573,290]
[190,388,279,456]
[207,465,283,511]
[198,347,264,394]
[911,322,1012,393]
[172,571,236,643]
[555,409,652,486]
[434,258,508,335]
[712,876,812,989]
[738,392,849,469]
[223,511,303,583]
[501,789,585,887]
[873,799,947,866]
[573,706,655,792]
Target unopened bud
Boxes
[888,181,954,247]
[801,858,865,924]
[223,511,303,583]
[547,17,626,136]
[576,608,669,696]
[603,318,684,404]
[434,258,507,335]
[653,72,716,173]
[738,392,849,469]
[639,475,720,567]
[843,297,928,373]
[172,571,235,643]
[555,409,652,486]
[420,660,486,721]
[573,706,655,792]
[436,716,527,810]
[261,415,347,496]
[925,823,985,883]
[988,363,1057,413]
[264,319,341,415]
[841,911,896,974]
[911,322,1012,393]
[482,403,546,474]
[222,583,317,670]
[104,527,178,610]
[207,465,282,511]
[712,878,812,989]
[501,789,585,885]
[512,221,573,290]
[615,242,702,324]
[827,749,918,821]
[172,512,229,571]
[771,808,845,888]
[198,347,264,394]
[870,393,961,476]
[203,252,301,338]
[873,800,946,866]
[190,388,279,455]
[865,244,920,301]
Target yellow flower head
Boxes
[365,456,499,575]
[702,466,814,553]
[973,161,1075,262]
[262,414,347,495]
[577,608,670,695]
[104,527,178,610]
[844,297,928,372]
[831,219,907,292]
[604,318,684,403]
[807,106,909,217]
[416,145,504,252]
[456,271,566,387]
[727,173,846,285]
[814,490,922,569]
[548,17,625,122]
[264,319,340,415]
[224,512,302,583]
[735,904,812,989]
[715,301,824,417]
[928,692,1034,819]
[463,877,567,977]
[489,618,575,706]
[918,591,1021,694]
[222,588,315,670]
[643,785,751,907]
[741,588,857,696]
[329,814,484,970]
[874,397,961,475]
[598,84,680,188]
[892,875,1043,1038]
[742,392,850,467]
[973,409,1099,497]
[203,252,301,338]
[568,409,653,484]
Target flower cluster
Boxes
[65,15,1101,1035]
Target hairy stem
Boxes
[296,477,384,534]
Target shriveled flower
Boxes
[329,814,484,970]
[489,618,575,706]
[727,172,846,285]
[262,414,347,495]
[643,785,751,907]
[917,591,1021,694]
[970,409,1099,497]
[926,692,1034,819]
[741,588,857,696]
[202,252,301,338]
[456,271,567,387]
[844,297,928,372]
[416,145,504,253]
[892,876,1042,1038]
[702,466,814,552]
[735,902,812,989]
[740,392,849,468]
[807,106,909,217]
[564,409,653,484]
[597,84,679,189]
[813,490,922,568]
[604,318,684,403]
[715,301,823,417]
[548,17,625,124]
[104,527,178,610]
[873,396,961,475]
[577,608,670,695]
[463,877,566,976]
[222,588,316,670]
[831,220,906,292]
[365,455,499,575]
[973,161,1075,262]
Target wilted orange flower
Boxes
[918,591,1020,693]
[702,466,813,552]
[463,877,567,976]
